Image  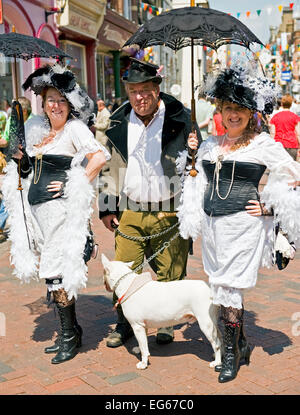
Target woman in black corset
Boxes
[3,64,110,364]
[177,66,300,383]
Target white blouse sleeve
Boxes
[260,134,300,247]
[175,139,210,241]
[69,120,111,166]
[259,135,300,180]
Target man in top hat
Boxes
[99,58,201,348]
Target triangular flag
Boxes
[289,3,294,9]
[149,6,152,13]
[143,3,148,11]
[266,7,272,15]
[278,5,283,13]
[246,11,251,17]
[237,12,241,18]
[256,10,261,16]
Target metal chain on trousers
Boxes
[115,221,179,242]
[112,231,180,292]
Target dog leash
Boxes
[112,231,180,303]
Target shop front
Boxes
[56,0,106,100]
[97,8,138,103]
[0,0,58,114]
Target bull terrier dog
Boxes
[102,254,222,370]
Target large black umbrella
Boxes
[123,6,264,175]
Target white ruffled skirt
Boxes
[202,210,272,309]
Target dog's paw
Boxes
[136,361,148,370]
[209,360,220,368]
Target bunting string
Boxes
[140,1,297,17]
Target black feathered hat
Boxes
[122,58,162,84]
[203,67,279,115]
[22,64,95,126]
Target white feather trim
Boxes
[61,165,95,300]
[176,150,207,241]
[261,176,300,248]
[2,162,39,283]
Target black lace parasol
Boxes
[0,32,71,61]
[124,7,264,52]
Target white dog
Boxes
[102,254,222,370]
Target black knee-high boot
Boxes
[218,323,241,383]
[51,302,81,364]
[45,312,82,354]
[215,307,251,372]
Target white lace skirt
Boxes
[31,198,67,290]
[201,210,267,309]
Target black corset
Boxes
[28,154,72,205]
[202,159,266,216]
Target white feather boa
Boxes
[176,150,207,241]
[61,165,95,300]
[2,161,39,283]
[2,161,95,300]
[261,172,300,249]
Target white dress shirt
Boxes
[123,100,171,202]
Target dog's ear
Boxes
[125,260,135,269]
[101,253,110,269]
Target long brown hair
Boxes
[216,99,262,151]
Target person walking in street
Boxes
[95,99,111,146]
[178,66,300,383]
[2,64,110,364]
[269,94,300,161]
[195,92,214,140]
[99,58,201,348]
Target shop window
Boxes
[59,41,87,89]
[123,0,132,20]
[0,21,16,103]
[96,53,114,103]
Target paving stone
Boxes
[0,361,14,376]
[106,372,140,385]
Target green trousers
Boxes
[113,209,189,303]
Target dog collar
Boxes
[113,272,153,309]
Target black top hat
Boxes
[122,58,162,84]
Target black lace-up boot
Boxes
[215,307,251,372]
[218,323,241,383]
[45,315,82,354]
[51,303,80,364]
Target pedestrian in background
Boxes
[94,99,111,146]
[269,94,300,160]
[196,92,214,140]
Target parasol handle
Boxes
[189,37,198,177]
[17,159,23,191]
